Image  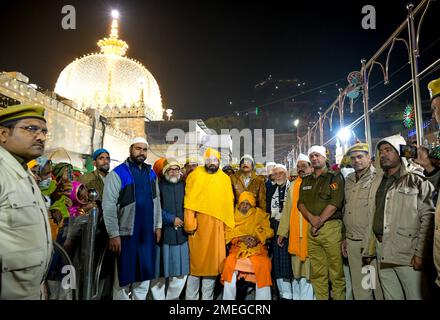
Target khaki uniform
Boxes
[0,146,52,299]
[363,162,435,299]
[298,168,345,300]
[344,165,383,300]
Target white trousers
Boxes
[276,278,293,299]
[223,271,271,300]
[292,278,315,300]
[185,275,216,300]
[150,275,188,300]
[112,262,150,300]
[113,280,150,300]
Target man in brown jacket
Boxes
[362,135,435,299]
[230,154,266,211]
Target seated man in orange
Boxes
[221,191,274,300]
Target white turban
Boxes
[274,163,287,173]
[296,153,311,165]
[308,145,326,158]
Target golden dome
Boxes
[54,12,163,120]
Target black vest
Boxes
[159,180,187,245]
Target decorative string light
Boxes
[403,104,415,128]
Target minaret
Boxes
[98,10,146,139]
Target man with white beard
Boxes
[267,164,294,299]
[150,159,189,299]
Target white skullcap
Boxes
[296,153,311,165]
[131,137,149,147]
[308,145,326,158]
[274,163,287,172]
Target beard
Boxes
[312,162,324,169]
[98,165,109,174]
[130,155,146,165]
[205,164,219,174]
[164,173,180,184]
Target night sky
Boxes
[0,0,438,119]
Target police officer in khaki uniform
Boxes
[298,145,345,300]
[428,77,440,287]
[342,143,383,300]
[0,104,52,299]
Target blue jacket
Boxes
[102,159,162,238]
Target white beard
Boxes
[275,179,287,186]
[165,174,180,184]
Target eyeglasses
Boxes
[167,168,180,172]
[17,125,49,136]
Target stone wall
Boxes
[0,72,132,168]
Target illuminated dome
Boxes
[54,11,163,120]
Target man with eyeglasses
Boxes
[150,158,189,300]
[0,104,52,299]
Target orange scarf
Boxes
[288,177,309,261]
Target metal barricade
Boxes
[75,189,99,300]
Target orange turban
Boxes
[238,191,256,208]
[153,157,166,176]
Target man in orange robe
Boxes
[221,191,273,300]
[277,153,315,300]
[184,148,235,300]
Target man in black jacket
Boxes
[150,158,189,300]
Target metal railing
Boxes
[291,0,436,164]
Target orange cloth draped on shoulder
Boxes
[184,166,235,228]
[184,164,235,276]
[288,176,309,261]
[221,200,274,288]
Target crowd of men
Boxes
[1,78,440,300]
